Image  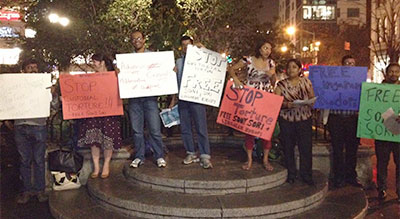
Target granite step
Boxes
[123,146,287,195]
[49,187,135,219]
[86,162,328,218]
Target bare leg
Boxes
[101,149,113,178]
[242,149,253,170]
[263,148,273,171]
[91,146,100,178]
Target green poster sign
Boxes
[357,82,400,143]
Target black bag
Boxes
[48,146,83,173]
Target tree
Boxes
[370,0,400,76]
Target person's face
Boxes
[24,63,38,73]
[131,31,145,50]
[181,39,192,54]
[259,42,272,59]
[92,59,106,72]
[386,65,400,83]
[286,61,301,78]
[343,58,356,66]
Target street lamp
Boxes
[48,13,69,27]
[285,26,320,64]
[280,46,288,53]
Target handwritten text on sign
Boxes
[60,72,123,120]
[116,51,178,98]
[357,83,400,143]
[179,45,227,107]
[217,80,283,141]
[0,74,52,120]
[309,65,367,110]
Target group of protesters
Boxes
[3,29,400,205]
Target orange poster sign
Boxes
[217,80,283,141]
[60,72,124,120]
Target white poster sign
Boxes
[0,74,52,120]
[179,45,227,107]
[116,51,178,98]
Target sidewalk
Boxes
[1,126,399,218]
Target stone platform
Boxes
[49,144,368,218]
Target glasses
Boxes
[132,37,143,42]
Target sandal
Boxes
[263,162,274,171]
[242,162,252,170]
[90,172,99,179]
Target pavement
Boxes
[1,125,399,218]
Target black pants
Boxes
[279,118,313,181]
[375,140,400,196]
[327,114,359,183]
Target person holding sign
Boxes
[169,36,212,169]
[274,59,315,185]
[128,30,167,168]
[327,55,363,189]
[77,54,122,179]
[374,63,400,202]
[228,40,276,171]
[4,59,50,204]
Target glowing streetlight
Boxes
[48,13,69,27]
[302,46,309,52]
[315,41,321,46]
[59,17,70,27]
[286,26,296,36]
[48,13,59,23]
[281,46,288,53]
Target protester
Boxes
[375,63,400,202]
[169,36,212,169]
[327,55,363,189]
[274,58,315,185]
[4,59,50,203]
[77,54,122,179]
[228,39,276,171]
[128,30,167,168]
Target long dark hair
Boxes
[91,54,114,71]
[254,40,273,59]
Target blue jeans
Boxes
[15,125,47,192]
[128,97,164,160]
[178,100,210,159]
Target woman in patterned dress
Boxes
[228,40,276,171]
[77,54,122,179]
[274,59,315,185]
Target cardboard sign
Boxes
[217,80,283,141]
[179,45,227,107]
[0,74,52,120]
[357,82,400,143]
[309,65,367,110]
[60,72,123,120]
[116,51,178,98]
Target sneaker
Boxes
[16,192,31,204]
[130,158,143,168]
[183,154,200,165]
[200,158,213,169]
[157,158,167,168]
[36,192,48,202]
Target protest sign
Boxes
[357,83,400,143]
[216,80,283,141]
[179,45,227,107]
[60,72,123,120]
[0,74,52,120]
[116,51,178,98]
[309,65,367,110]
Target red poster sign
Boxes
[60,72,124,120]
[216,80,283,141]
